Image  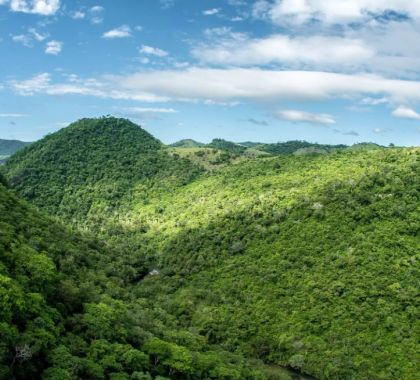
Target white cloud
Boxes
[140,45,168,57]
[203,8,220,16]
[11,28,48,47]
[12,34,32,47]
[392,105,420,120]
[276,109,335,125]
[10,73,169,102]
[0,113,27,117]
[160,0,175,9]
[108,68,420,103]
[88,5,103,23]
[253,0,420,25]
[11,73,51,95]
[193,34,374,67]
[203,27,233,38]
[373,127,388,133]
[102,25,131,39]
[70,10,85,19]
[122,107,177,114]
[11,68,420,105]
[90,5,103,12]
[45,40,62,55]
[361,97,388,105]
[8,0,60,15]
[29,28,48,41]
[90,16,103,24]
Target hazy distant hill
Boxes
[0,139,31,162]
[169,138,205,148]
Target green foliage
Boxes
[169,139,205,148]
[254,141,347,156]
[2,118,419,379]
[207,139,247,155]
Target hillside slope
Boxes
[3,119,419,379]
[100,147,420,379]
[0,175,267,380]
[4,117,202,224]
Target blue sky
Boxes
[1,0,420,146]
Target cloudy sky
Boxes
[1,0,420,145]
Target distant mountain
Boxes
[207,138,247,154]
[254,140,348,155]
[238,141,263,148]
[169,139,205,148]
[0,139,31,160]
[347,142,383,151]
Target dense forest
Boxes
[1,117,419,379]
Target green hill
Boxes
[3,118,420,379]
[207,139,247,155]
[0,139,31,156]
[4,117,202,224]
[169,139,205,148]
[254,141,348,156]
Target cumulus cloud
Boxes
[139,45,168,57]
[122,107,177,114]
[10,68,420,105]
[45,40,62,55]
[70,10,85,19]
[29,28,48,41]
[11,73,51,95]
[203,8,220,16]
[88,5,104,24]
[276,109,335,125]
[9,73,169,102]
[392,105,420,120]
[253,0,420,26]
[109,68,420,103]
[12,34,32,47]
[90,5,103,12]
[193,34,374,67]
[6,0,60,15]
[102,25,131,39]
[11,28,48,47]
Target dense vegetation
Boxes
[2,117,419,379]
[5,118,202,220]
[0,172,266,380]
[254,141,348,156]
[169,140,204,148]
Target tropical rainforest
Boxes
[0,117,419,380]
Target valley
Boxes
[0,117,418,379]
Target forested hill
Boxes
[2,117,420,379]
[4,117,202,220]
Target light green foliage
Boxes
[2,117,419,379]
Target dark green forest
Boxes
[1,117,419,380]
